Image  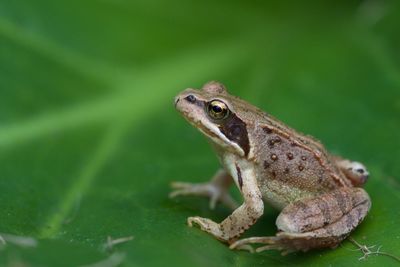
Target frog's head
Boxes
[174,81,259,157]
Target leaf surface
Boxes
[0,1,399,266]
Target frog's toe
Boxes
[230,244,255,253]
[169,181,188,198]
[169,181,209,199]
[254,236,295,254]
[187,216,214,230]
[256,245,295,255]
[169,181,237,210]
[187,216,203,228]
[170,181,188,189]
[230,237,275,250]
[169,181,196,192]
[187,216,227,241]
[209,193,219,210]
[229,235,300,255]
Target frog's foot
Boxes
[230,233,342,255]
[230,235,300,255]
[169,170,239,210]
[187,216,227,241]
[231,187,371,254]
[227,241,255,253]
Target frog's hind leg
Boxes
[230,187,371,255]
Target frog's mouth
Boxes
[182,112,221,140]
[175,98,245,156]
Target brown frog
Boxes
[170,81,371,254]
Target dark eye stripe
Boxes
[218,113,250,156]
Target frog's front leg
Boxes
[230,187,371,254]
[186,162,264,242]
[170,169,239,210]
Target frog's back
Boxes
[247,113,351,209]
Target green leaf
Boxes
[1,1,400,266]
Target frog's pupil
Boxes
[213,105,222,113]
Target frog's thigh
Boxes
[231,187,371,253]
[277,187,371,234]
[274,187,370,251]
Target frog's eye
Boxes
[207,100,230,120]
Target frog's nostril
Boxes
[185,95,196,103]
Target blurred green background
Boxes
[0,0,399,266]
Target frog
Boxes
[170,81,371,254]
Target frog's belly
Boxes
[259,179,317,211]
